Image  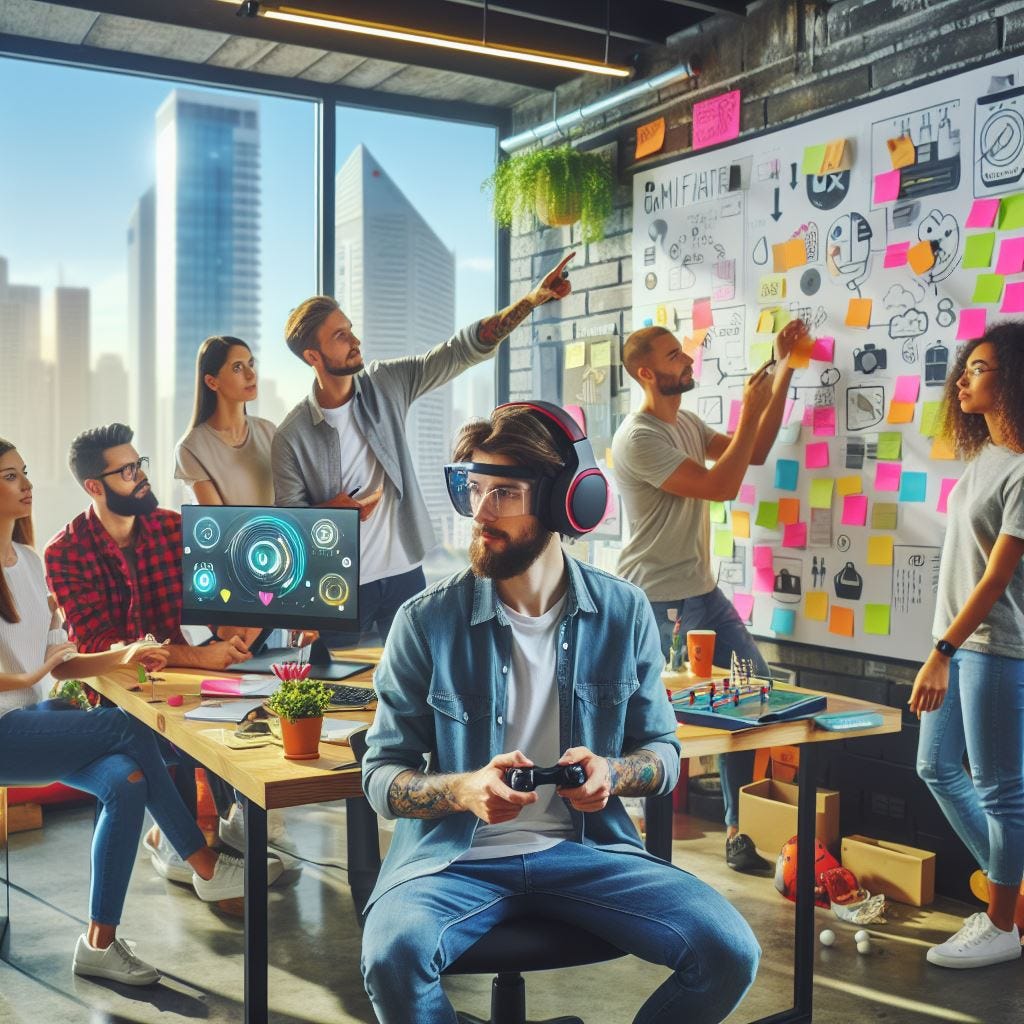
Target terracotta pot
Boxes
[279,715,323,760]
[535,186,581,227]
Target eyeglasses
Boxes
[962,365,999,379]
[97,457,149,482]
[444,462,539,519]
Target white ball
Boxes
[819,929,836,947]
[854,929,870,944]
[856,939,872,955]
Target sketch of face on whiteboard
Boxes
[825,212,873,294]
[916,210,960,285]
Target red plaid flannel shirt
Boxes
[44,507,187,652]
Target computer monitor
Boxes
[181,505,364,679]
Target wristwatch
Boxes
[935,639,957,658]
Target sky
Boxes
[0,56,499,408]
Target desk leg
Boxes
[792,744,817,1022]
[346,795,381,921]
[242,798,269,1024]
[643,793,673,863]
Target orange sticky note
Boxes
[887,400,915,424]
[731,510,751,539]
[783,237,808,269]
[635,117,666,159]
[846,297,872,327]
[908,240,936,275]
[887,134,916,169]
[931,435,956,461]
[821,138,850,173]
[778,498,801,525]
[829,605,855,637]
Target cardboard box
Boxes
[841,834,936,906]
[738,779,840,858]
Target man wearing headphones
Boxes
[359,402,760,1024]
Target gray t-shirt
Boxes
[933,443,1024,658]
[175,417,276,506]
[611,409,717,602]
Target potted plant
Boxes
[48,678,93,711]
[484,143,615,242]
[266,678,332,760]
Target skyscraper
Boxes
[0,256,46,464]
[53,285,91,449]
[335,145,455,549]
[127,186,156,457]
[154,89,260,496]
[92,353,130,428]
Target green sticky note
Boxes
[749,341,773,366]
[710,500,727,523]
[801,144,827,175]
[876,431,902,461]
[713,527,734,558]
[809,477,834,510]
[919,401,943,437]
[864,603,891,636]
[773,308,791,331]
[972,273,1005,304]
[871,502,898,530]
[997,192,1024,231]
[962,232,995,269]
[755,501,779,529]
[137,664,147,687]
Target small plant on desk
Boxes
[266,678,332,761]
[48,678,93,711]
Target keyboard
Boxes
[324,682,377,709]
[813,711,885,732]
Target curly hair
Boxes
[942,321,1024,459]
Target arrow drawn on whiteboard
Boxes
[790,163,799,190]
[771,188,783,222]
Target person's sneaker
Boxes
[143,829,193,884]
[926,912,1022,968]
[726,832,770,872]
[218,803,291,852]
[72,935,161,986]
[191,852,284,902]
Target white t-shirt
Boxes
[320,400,418,584]
[458,593,574,861]
[0,544,62,719]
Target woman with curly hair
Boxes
[912,321,1024,968]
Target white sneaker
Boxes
[218,803,291,852]
[926,912,1022,969]
[73,935,161,986]
[191,852,284,902]
[143,829,193,884]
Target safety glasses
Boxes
[444,462,539,519]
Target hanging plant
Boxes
[483,143,615,242]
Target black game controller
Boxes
[505,763,587,792]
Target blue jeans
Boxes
[361,843,760,1024]
[321,565,427,648]
[916,648,1024,889]
[649,587,769,828]
[0,706,207,925]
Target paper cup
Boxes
[686,630,716,678]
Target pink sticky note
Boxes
[727,399,743,433]
[805,442,830,469]
[873,169,901,204]
[956,308,987,341]
[883,242,910,268]
[200,678,244,697]
[841,495,868,526]
[692,89,741,150]
[811,336,835,361]
[937,477,958,514]
[995,237,1024,275]
[692,297,713,330]
[733,592,755,622]
[875,461,902,491]
[783,398,796,425]
[738,484,756,505]
[782,522,807,548]
[802,405,815,427]
[812,406,836,436]
[893,375,921,404]
[691,346,704,379]
[754,566,775,593]
[965,198,1000,228]
[752,545,774,569]
[1002,281,1024,314]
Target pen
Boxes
[348,486,361,497]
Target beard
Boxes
[469,519,551,580]
[654,368,695,396]
[323,352,363,377]
[102,479,159,517]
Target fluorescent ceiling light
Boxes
[216,1,633,78]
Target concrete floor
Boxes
[0,803,1019,1024]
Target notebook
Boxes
[183,698,266,723]
[320,718,372,745]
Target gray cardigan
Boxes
[271,320,492,565]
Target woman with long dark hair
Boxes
[0,439,251,984]
[912,321,1024,968]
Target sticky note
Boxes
[732,510,751,538]
[805,442,830,469]
[920,401,943,437]
[1002,281,1024,314]
[728,399,743,433]
[759,274,787,301]
[956,308,987,341]
[846,297,872,327]
[756,502,779,529]
[962,232,996,269]
[937,477,958,514]
[710,501,727,523]
[875,461,902,491]
[809,478,834,509]
[811,336,834,361]
[752,545,774,569]
[782,522,807,548]
[887,400,915,424]
[876,432,902,461]
[821,139,849,173]
[591,340,611,367]
[965,198,1000,229]
[867,535,894,566]
[872,502,898,530]
[995,237,1024,275]
[754,566,775,593]
[692,89,741,150]
[802,144,827,175]
[931,435,956,461]
[864,604,891,636]
[635,116,666,159]
[829,605,855,637]
[997,193,1024,230]
[836,476,862,497]
[756,308,776,333]
[775,459,799,492]
[841,494,868,526]
[813,406,836,436]
[805,591,829,621]
[733,592,755,623]
[774,308,792,331]
[899,471,928,503]
[739,484,756,505]
[778,498,800,525]
[692,297,713,330]
[887,134,916,169]
[782,237,808,269]
[783,398,797,426]
[883,242,910,268]
[713,527,734,558]
[564,342,586,369]
[771,607,796,636]
[749,340,773,366]
[893,376,921,404]
[788,338,813,369]
[873,169,901,204]
[972,273,1005,304]
[908,240,936,274]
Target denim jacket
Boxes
[362,555,681,908]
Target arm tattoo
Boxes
[606,749,665,797]
[387,769,465,819]
[477,297,535,347]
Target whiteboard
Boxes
[631,55,1024,662]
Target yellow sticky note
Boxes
[887,134,916,169]
[821,138,850,173]
[731,510,751,539]
[564,342,585,369]
[908,239,936,275]
[756,309,776,333]
[829,605,855,637]
[801,144,827,175]
[605,447,614,469]
[931,435,956,461]
[887,400,915,424]
[713,527,734,558]
[805,591,829,622]
[846,297,872,327]
[836,476,862,497]
[759,273,787,301]
[749,341,773,366]
[867,535,895,565]
[773,308,791,331]
[920,401,942,437]
[809,478,834,509]
[710,501,727,524]
[590,340,611,367]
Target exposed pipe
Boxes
[499,61,695,153]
